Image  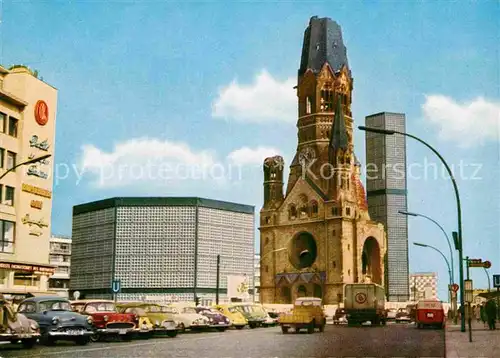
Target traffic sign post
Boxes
[112,279,121,302]
[493,274,500,288]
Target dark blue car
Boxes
[18,296,94,345]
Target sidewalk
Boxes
[446,321,500,357]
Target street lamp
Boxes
[359,125,466,332]
[483,267,491,292]
[413,242,452,295]
[399,210,454,285]
[0,154,52,181]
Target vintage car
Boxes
[395,307,412,323]
[0,299,40,348]
[415,300,445,329]
[18,296,93,346]
[232,303,267,328]
[166,304,209,331]
[213,304,247,329]
[71,300,137,341]
[117,303,179,337]
[279,297,326,334]
[253,305,278,327]
[333,307,347,324]
[386,308,398,321]
[195,306,231,331]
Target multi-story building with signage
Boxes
[48,235,71,297]
[0,65,57,296]
[365,112,409,302]
[410,272,437,301]
[70,197,254,304]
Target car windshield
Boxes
[126,307,146,315]
[39,300,71,312]
[85,302,116,312]
[182,307,197,314]
[200,308,217,314]
[228,307,238,313]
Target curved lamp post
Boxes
[399,211,454,287]
[0,154,52,181]
[413,242,452,295]
[359,125,466,332]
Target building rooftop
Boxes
[298,16,349,77]
[73,197,255,215]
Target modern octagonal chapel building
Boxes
[259,17,387,304]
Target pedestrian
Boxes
[484,299,497,330]
[480,303,487,327]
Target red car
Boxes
[71,300,137,341]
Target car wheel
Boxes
[121,333,133,342]
[319,319,326,332]
[21,338,37,349]
[281,326,289,334]
[179,323,186,332]
[90,332,100,342]
[307,321,315,334]
[216,327,227,332]
[75,337,90,345]
[249,323,256,329]
[166,330,178,338]
[235,325,244,330]
[40,335,56,346]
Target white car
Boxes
[167,306,210,331]
[386,308,397,320]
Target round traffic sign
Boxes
[73,291,80,300]
[451,284,459,292]
[483,261,491,269]
[355,292,367,304]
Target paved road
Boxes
[0,324,445,358]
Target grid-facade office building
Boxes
[70,197,255,303]
[365,112,409,302]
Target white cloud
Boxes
[227,146,282,166]
[422,95,500,147]
[79,138,223,188]
[212,70,296,123]
[77,139,284,189]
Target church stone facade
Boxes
[259,16,386,305]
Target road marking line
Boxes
[10,335,223,357]
[9,329,270,357]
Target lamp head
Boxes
[358,126,396,135]
[398,210,418,217]
[413,242,428,248]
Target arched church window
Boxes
[289,205,297,220]
[306,97,312,114]
[346,207,351,216]
[299,205,308,218]
[320,84,334,111]
[311,201,318,216]
[332,261,336,268]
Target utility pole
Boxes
[216,254,220,304]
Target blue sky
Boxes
[2,1,499,300]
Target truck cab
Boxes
[344,283,386,326]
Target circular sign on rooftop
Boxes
[483,261,491,269]
[34,100,49,126]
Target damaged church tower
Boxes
[259,17,386,304]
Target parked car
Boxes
[415,300,445,329]
[166,304,209,332]
[213,304,247,329]
[71,300,136,341]
[117,303,179,337]
[279,297,326,333]
[395,308,412,323]
[333,307,347,324]
[18,296,93,346]
[253,305,278,327]
[0,299,40,348]
[195,307,231,331]
[386,308,397,321]
[233,303,266,328]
